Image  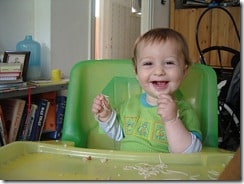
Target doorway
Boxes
[95,0,141,59]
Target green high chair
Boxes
[61,59,218,149]
[0,59,234,181]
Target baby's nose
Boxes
[154,66,166,76]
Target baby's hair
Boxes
[132,28,191,73]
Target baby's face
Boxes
[135,39,188,105]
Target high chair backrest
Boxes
[61,59,218,149]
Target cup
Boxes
[51,69,61,81]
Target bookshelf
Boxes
[0,81,68,145]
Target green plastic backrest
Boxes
[61,59,218,149]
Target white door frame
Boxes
[141,0,154,34]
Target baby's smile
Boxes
[151,80,169,91]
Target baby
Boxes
[92,28,202,153]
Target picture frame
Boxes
[2,51,30,81]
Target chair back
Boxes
[61,59,218,149]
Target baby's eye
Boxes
[142,61,152,66]
[164,60,178,67]
[165,61,175,65]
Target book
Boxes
[0,72,21,77]
[22,104,38,141]
[0,63,22,72]
[0,63,23,84]
[55,95,66,139]
[16,103,28,141]
[0,82,27,90]
[27,79,69,87]
[0,98,26,143]
[41,95,66,140]
[29,99,50,141]
[0,80,26,86]
[0,105,8,145]
[0,133,4,146]
[0,76,19,81]
[0,82,35,94]
[40,92,57,132]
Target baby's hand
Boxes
[92,94,112,122]
[157,93,178,123]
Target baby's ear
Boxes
[135,74,139,82]
[134,68,138,75]
[131,57,137,74]
[183,65,189,79]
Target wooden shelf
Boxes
[175,1,240,9]
[0,82,68,99]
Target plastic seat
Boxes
[61,59,218,149]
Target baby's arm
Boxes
[157,94,202,153]
[92,94,124,141]
[98,110,124,141]
[182,133,202,153]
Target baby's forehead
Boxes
[136,39,186,62]
[138,38,182,51]
[141,36,179,45]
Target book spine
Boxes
[0,134,4,146]
[0,105,8,145]
[37,100,50,141]
[24,104,38,141]
[16,104,28,141]
[0,118,7,145]
[0,72,21,77]
[43,95,66,140]
[0,63,22,72]
[54,95,66,139]
[29,99,50,141]
[0,76,18,80]
[7,99,26,143]
[42,91,57,132]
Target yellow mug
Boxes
[51,69,61,81]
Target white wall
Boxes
[0,0,94,78]
[51,0,94,78]
[0,0,168,78]
[34,0,51,79]
[0,0,35,51]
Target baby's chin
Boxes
[154,90,170,97]
[146,88,173,100]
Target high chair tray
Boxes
[0,141,233,180]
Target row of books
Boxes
[0,91,66,146]
[0,63,23,83]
